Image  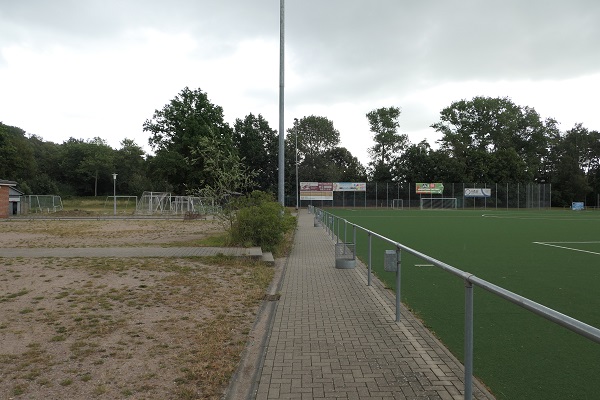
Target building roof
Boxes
[9,186,24,196]
[0,179,17,187]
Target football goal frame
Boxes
[23,195,63,213]
[420,197,458,210]
[392,199,404,210]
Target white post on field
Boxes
[112,173,117,216]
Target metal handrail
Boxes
[311,206,600,400]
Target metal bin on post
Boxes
[335,243,356,269]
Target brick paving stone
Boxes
[254,209,494,400]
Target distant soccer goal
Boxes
[135,191,222,215]
[22,195,63,213]
[392,199,404,210]
[420,197,458,210]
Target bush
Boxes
[229,191,296,252]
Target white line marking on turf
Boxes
[538,241,600,244]
[483,214,600,221]
[533,241,600,256]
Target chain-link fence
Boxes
[293,182,552,209]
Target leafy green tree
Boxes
[189,134,256,200]
[233,113,278,193]
[60,138,115,196]
[290,115,340,160]
[322,147,367,182]
[187,133,257,228]
[114,139,150,196]
[26,135,62,194]
[366,106,408,181]
[395,141,466,183]
[144,87,233,193]
[431,97,554,183]
[285,115,344,189]
[551,124,592,205]
[0,123,36,184]
[77,138,115,196]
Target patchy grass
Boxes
[0,216,283,400]
[0,256,274,399]
[0,218,224,248]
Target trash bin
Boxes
[335,243,356,269]
[314,216,322,227]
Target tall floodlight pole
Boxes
[277,0,285,206]
[295,131,299,210]
[112,173,117,216]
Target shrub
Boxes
[229,191,296,252]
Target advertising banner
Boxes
[572,202,585,211]
[464,188,492,198]
[416,183,444,195]
[300,182,333,201]
[333,182,366,192]
[300,182,333,191]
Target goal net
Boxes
[22,195,63,213]
[392,199,404,210]
[135,191,222,215]
[420,197,457,210]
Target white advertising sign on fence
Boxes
[464,188,492,198]
[300,182,333,201]
[333,182,366,192]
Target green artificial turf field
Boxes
[327,208,600,400]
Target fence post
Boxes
[464,279,474,400]
[344,219,347,244]
[333,216,337,241]
[396,246,401,322]
[368,232,372,286]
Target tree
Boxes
[323,147,367,182]
[0,123,36,184]
[114,139,150,196]
[76,138,115,196]
[233,114,278,193]
[188,133,257,228]
[431,97,554,183]
[366,106,408,181]
[551,124,592,205]
[144,87,233,193]
[286,115,342,184]
[59,137,115,196]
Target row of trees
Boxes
[1,87,599,207]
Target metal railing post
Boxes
[334,216,337,241]
[396,246,401,322]
[464,279,474,400]
[331,216,334,240]
[368,232,372,286]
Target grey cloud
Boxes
[285,0,600,99]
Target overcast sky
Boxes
[1,0,599,165]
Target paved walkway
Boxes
[253,209,494,400]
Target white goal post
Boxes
[392,199,404,210]
[420,197,458,210]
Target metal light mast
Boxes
[277,0,285,206]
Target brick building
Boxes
[0,179,17,218]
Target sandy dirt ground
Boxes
[0,218,274,400]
